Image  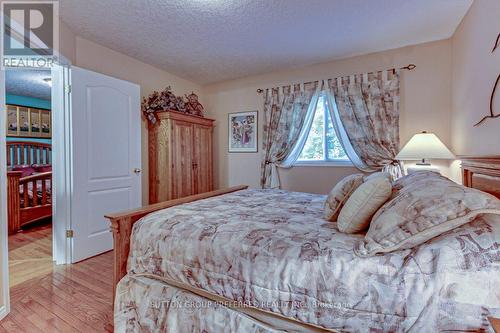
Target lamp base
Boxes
[415,158,431,166]
[407,164,440,175]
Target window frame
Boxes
[296,94,352,167]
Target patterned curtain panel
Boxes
[326,71,403,180]
[261,82,319,189]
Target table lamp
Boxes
[396,131,455,172]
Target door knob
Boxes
[134,168,141,174]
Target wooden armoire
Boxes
[149,110,215,203]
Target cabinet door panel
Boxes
[149,120,171,203]
[170,120,194,199]
[193,124,213,194]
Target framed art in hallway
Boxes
[5,105,52,138]
[228,111,258,152]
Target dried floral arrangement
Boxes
[142,86,204,125]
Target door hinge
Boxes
[66,230,74,238]
[65,84,72,94]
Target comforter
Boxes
[117,189,500,332]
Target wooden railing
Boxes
[6,141,52,167]
[19,171,52,207]
[7,171,52,234]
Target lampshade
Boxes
[396,131,455,162]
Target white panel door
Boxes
[71,67,141,262]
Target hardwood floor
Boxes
[8,221,53,288]
[1,222,113,332]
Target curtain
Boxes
[261,82,319,189]
[325,71,403,180]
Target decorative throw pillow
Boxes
[355,173,500,257]
[12,164,36,178]
[391,170,436,192]
[324,174,364,221]
[32,164,52,173]
[364,171,391,182]
[337,176,392,233]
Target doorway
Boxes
[0,64,142,320]
[5,69,54,288]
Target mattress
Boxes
[119,189,500,332]
[116,274,329,333]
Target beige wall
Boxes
[57,0,499,198]
[58,24,204,204]
[59,21,76,65]
[450,0,500,180]
[205,40,453,194]
[75,37,204,204]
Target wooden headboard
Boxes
[6,141,52,167]
[461,156,500,199]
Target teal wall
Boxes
[6,94,51,110]
[6,94,52,145]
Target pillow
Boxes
[385,170,436,200]
[324,174,364,221]
[355,173,500,257]
[364,171,391,182]
[337,176,392,233]
[32,164,52,173]
[12,165,36,178]
[391,170,436,192]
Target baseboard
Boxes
[0,304,9,321]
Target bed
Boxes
[6,141,52,234]
[107,156,500,332]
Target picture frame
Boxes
[5,105,52,138]
[7,105,17,136]
[228,111,258,153]
[31,110,41,134]
[18,107,29,135]
[40,110,51,137]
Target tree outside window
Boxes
[298,95,349,163]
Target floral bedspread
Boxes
[119,189,500,332]
[116,275,290,333]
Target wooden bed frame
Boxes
[105,156,500,297]
[6,141,52,234]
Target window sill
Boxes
[294,160,353,167]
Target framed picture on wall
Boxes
[5,105,52,138]
[31,110,41,135]
[7,105,17,136]
[40,110,51,137]
[228,111,258,152]
[18,107,29,135]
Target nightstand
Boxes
[489,317,500,333]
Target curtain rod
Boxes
[256,63,416,94]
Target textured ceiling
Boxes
[6,70,51,100]
[59,0,473,84]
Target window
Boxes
[297,95,350,164]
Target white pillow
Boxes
[364,171,391,182]
[324,174,364,221]
[337,177,392,233]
